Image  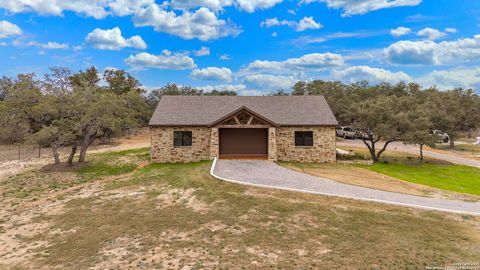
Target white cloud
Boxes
[390,26,410,37]
[331,65,411,84]
[26,41,69,49]
[0,0,110,19]
[272,32,278,37]
[108,0,155,16]
[235,0,283,13]
[85,27,147,50]
[260,16,321,31]
[170,0,233,11]
[416,67,480,90]
[301,0,422,16]
[220,54,231,60]
[125,51,196,70]
[416,27,446,41]
[0,20,22,38]
[190,67,233,81]
[296,17,322,31]
[244,53,344,73]
[243,74,297,89]
[444,27,457,33]
[196,84,246,92]
[194,46,210,56]
[287,9,296,15]
[133,5,241,41]
[384,35,480,65]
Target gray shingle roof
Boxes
[149,96,338,126]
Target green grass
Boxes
[358,163,480,196]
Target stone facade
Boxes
[150,127,211,163]
[276,126,336,163]
[151,125,336,163]
[268,127,277,161]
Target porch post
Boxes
[210,127,219,159]
[268,127,277,161]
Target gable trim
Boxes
[207,106,280,127]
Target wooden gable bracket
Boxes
[208,106,279,128]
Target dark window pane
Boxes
[295,131,313,146]
[174,131,192,147]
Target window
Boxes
[174,131,192,147]
[295,131,313,146]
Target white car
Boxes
[474,137,480,146]
[336,126,356,139]
[430,130,449,143]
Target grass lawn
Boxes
[1,148,479,269]
[357,162,480,196]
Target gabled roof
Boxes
[149,96,338,126]
[207,106,280,127]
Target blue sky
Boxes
[0,0,479,94]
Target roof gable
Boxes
[208,106,280,127]
[149,96,338,126]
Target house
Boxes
[149,96,338,163]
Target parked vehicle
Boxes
[336,126,356,139]
[355,130,370,140]
[474,137,480,146]
[430,130,449,143]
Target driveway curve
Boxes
[211,159,480,216]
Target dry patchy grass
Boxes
[0,148,479,269]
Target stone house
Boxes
[149,96,338,163]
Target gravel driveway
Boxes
[211,159,480,216]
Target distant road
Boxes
[337,140,480,168]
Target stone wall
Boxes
[268,127,277,161]
[276,126,336,163]
[150,126,211,163]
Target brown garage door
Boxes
[219,128,268,157]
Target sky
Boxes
[0,0,480,95]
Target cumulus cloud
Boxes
[133,5,241,41]
[194,46,210,56]
[125,51,196,70]
[416,27,446,40]
[196,84,246,92]
[243,53,344,73]
[85,27,147,50]
[0,0,110,19]
[384,35,480,65]
[235,0,283,13]
[108,0,155,16]
[0,20,22,38]
[170,0,233,11]
[260,16,321,31]
[416,67,480,90]
[390,26,410,37]
[190,67,233,81]
[301,0,422,16]
[331,65,411,84]
[243,74,297,89]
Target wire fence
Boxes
[0,128,149,163]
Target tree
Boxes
[403,110,436,160]
[350,95,413,162]
[103,69,142,95]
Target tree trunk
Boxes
[52,146,60,165]
[419,144,424,160]
[78,128,95,163]
[67,144,77,165]
[449,138,455,149]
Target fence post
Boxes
[38,146,41,158]
[18,144,21,162]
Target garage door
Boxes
[219,128,268,157]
